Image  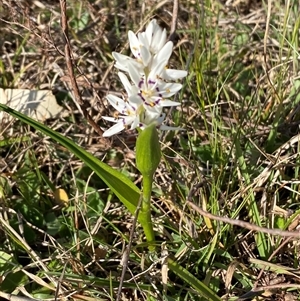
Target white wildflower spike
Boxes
[127,63,182,112]
[102,19,187,137]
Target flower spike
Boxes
[102,19,187,136]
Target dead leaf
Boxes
[0,88,66,122]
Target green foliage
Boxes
[1,1,300,300]
[0,104,141,213]
[0,251,28,293]
[168,258,221,301]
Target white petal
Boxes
[153,28,167,52]
[106,95,125,112]
[138,32,150,50]
[102,116,119,122]
[148,60,168,79]
[123,115,137,125]
[131,116,140,129]
[127,62,143,87]
[103,122,125,137]
[155,113,166,125]
[142,102,163,114]
[112,52,141,72]
[118,72,132,96]
[128,31,140,58]
[142,110,162,124]
[129,94,143,106]
[159,100,181,107]
[152,41,173,67]
[159,83,183,97]
[112,52,130,71]
[163,69,188,80]
[140,46,151,66]
[146,19,167,53]
[145,20,155,45]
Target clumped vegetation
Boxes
[1,0,300,300]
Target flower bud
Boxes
[136,123,161,178]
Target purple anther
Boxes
[148,79,156,85]
[138,92,146,102]
[138,79,144,88]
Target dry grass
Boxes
[1,0,300,300]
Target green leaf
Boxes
[14,202,44,228]
[0,251,28,293]
[168,258,221,301]
[0,251,15,273]
[45,212,61,236]
[0,136,30,147]
[0,271,28,293]
[0,104,140,217]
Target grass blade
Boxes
[168,258,221,301]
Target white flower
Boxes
[127,62,182,112]
[102,72,167,137]
[102,19,187,137]
[145,19,167,55]
[127,19,167,61]
[112,40,173,77]
[102,94,141,137]
[128,31,152,67]
[102,98,165,137]
[113,39,187,82]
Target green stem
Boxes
[138,173,155,251]
[135,124,161,252]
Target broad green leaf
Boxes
[0,104,140,216]
[0,251,15,273]
[0,251,28,293]
[1,270,28,293]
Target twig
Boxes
[59,0,110,148]
[168,0,179,43]
[187,183,300,238]
[237,283,300,301]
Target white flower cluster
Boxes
[102,19,187,137]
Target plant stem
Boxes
[138,173,155,251]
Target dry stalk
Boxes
[59,0,111,149]
[187,183,300,238]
